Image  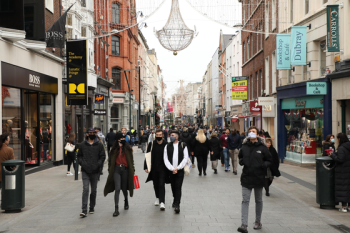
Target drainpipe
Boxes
[341,100,346,133]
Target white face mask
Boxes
[248,132,257,139]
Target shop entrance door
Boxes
[24,91,40,165]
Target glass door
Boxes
[24,91,39,165]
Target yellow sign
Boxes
[232,77,248,100]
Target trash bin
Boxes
[1,160,25,213]
[316,156,335,209]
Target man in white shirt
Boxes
[163,130,189,214]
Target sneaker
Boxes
[224,168,228,172]
[154,199,160,206]
[237,224,248,233]
[339,207,348,213]
[67,172,73,176]
[174,205,180,214]
[253,221,262,230]
[160,202,165,211]
[89,208,94,214]
[80,211,87,218]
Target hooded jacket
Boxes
[180,132,193,154]
[331,141,350,203]
[322,140,335,156]
[77,137,106,174]
[227,133,242,150]
[238,137,273,189]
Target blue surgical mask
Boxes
[170,136,176,142]
[248,132,257,139]
[330,138,335,143]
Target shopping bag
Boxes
[64,143,75,152]
[184,158,192,176]
[145,142,153,172]
[134,175,140,189]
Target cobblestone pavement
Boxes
[0,148,346,233]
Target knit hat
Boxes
[116,132,125,141]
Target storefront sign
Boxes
[258,97,275,106]
[262,104,275,117]
[327,5,339,52]
[282,96,323,109]
[306,82,327,95]
[1,62,58,94]
[67,41,88,105]
[232,76,248,100]
[113,98,124,103]
[250,101,262,112]
[290,26,307,65]
[276,34,291,70]
[95,94,105,104]
[93,109,106,115]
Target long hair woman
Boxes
[66,133,78,176]
[192,129,212,176]
[330,133,350,212]
[209,132,222,174]
[322,134,335,156]
[264,138,281,196]
[104,132,135,217]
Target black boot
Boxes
[124,199,129,210]
[113,206,119,217]
[214,169,217,174]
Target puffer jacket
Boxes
[331,141,350,203]
[238,137,272,189]
[180,132,193,154]
[322,141,335,156]
[77,138,106,174]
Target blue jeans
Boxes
[223,148,229,168]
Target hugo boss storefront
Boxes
[1,62,60,166]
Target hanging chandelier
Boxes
[155,0,198,55]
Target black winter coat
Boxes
[209,137,221,161]
[193,137,212,158]
[77,138,106,174]
[322,141,335,156]
[180,132,193,155]
[105,132,117,146]
[140,134,148,143]
[331,141,350,203]
[268,146,281,177]
[238,137,272,189]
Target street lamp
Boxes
[150,91,157,128]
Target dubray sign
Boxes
[290,26,307,65]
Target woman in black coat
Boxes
[192,129,212,176]
[65,133,78,176]
[322,134,335,156]
[330,133,350,212]
[209,132,222,174]
[264,138,281,196]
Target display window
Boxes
[284,108,324,163]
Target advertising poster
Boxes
[232,76,247,100]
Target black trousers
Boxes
[191,155,195,165]
[66,154,76,172]
[264,178,273,193]
[170,173,184,206]
[114,166,129,207]
[220,151,224,165]
[197,155,208,174]
[152,170,166,203]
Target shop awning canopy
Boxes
[232,118,238,122]
[238,113,261,118]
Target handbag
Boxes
[64,142,75,152]
[134,175,140,189]
[184,158,192,176]
[145,142,153,172]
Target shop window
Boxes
[112,36,120,55]
[40,93,54,163]
[112,68,121,90]
[0,0,14,12]
[112,3,121,24]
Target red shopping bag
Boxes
[134,175,140,189]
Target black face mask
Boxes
[156,137,163,141]
[120,140,126,145]
[88,135,96,140]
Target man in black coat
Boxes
[144,129,169,211]
[140,132,149,153]
[237,126,272,233]
[105,128,116,156]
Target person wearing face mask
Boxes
[0,133,15,189]
[164,131,189,214]
[104,132,135,217]
[77,129,106,217]
[322,134,335,156]
[227,129,242,175]
[237,126,272,233]
[144,129,169,210]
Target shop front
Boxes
[1,62,59,166]
[277,79,332,165]
[239,101,261,133]
[230,105,243,132]
[259,97,277,144]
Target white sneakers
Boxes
[339,207,348,213]
[66,172,73,176]
[154,199,160,206]
[160,203,165,211]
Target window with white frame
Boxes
[272,51,276,93]
[256,72,259,97]
[247,0,250,17]
[320,40,327,77]
[243,1,245,23]
[247,37,250,60]
[112,3,121,24]
[251,34,254,56]
[81,27,87,37]
[272,0,276,30]
[290,0,293,23]
[237,62,239,75]
[260,22,263,47]
[305,0,309,15]
[243,42,246,62]
[265,3,269,38]
[67,14,73,26]
[260,69,263,94]
[45,0,54,13]
[265,56,269,95]
[237,41,239,54]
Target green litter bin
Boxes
[1,160,25,213]
[316,156,335,209]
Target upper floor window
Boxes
[112,68,121,90]
[305,0,309,15]
[290,0,293,23]
[112,36,120,55]
[112,3,121,24]
[81,0,86,7]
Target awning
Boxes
[238,113,261,118]
[232,118,238,122]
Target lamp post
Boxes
[150,91,157,128]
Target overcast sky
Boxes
[139,0,242,100]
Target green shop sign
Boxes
[282,96,323,110]
[327,5,339,52]
[306,82,327,95]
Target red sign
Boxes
[167,102,173,112]
[232,86,248,92]
[250,101,262,112]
